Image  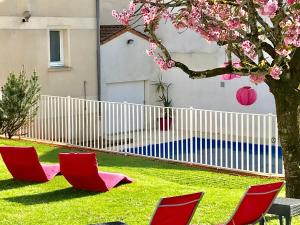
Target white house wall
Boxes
[157,22,221,54]
[101,32,159,105]
[0,29,98,99]
[0,0,99,99]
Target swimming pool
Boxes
[126,137,283,175]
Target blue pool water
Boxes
[126,137,283,174]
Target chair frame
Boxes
[149,192,204,225]
[224,182,285,225]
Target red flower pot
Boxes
[159,118,172,131]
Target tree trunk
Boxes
[269,72,300,198]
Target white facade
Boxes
[0,0,99,100]
[101,0,276,114]
[100,31,159,105]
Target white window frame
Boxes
[49,30,64,67]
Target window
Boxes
[49,30,64,67]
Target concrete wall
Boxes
[0,0,96,17]
[0,0,98,99]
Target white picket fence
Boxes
[21,95,283,177]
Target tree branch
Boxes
[174,61,260,79]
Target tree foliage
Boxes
[113,0,300,88]
[0,70,41,139]
[114,0,300,198]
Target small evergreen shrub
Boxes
[0,69,40,139]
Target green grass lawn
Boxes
[0,138,298,225]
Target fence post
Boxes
[67,96,71,144]
[124,101,127,155]
[190,107,193,163]
[268,113,272,175]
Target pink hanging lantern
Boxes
[221,73,241,80]
[236,86,257,106]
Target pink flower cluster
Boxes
[280,18,300,48]
[287,0,297,5]
[225,17,241,30]
[162,10,174,21]
[257,0,278,18]
[241,41,257,59]
[250,74,266,84]
[269,65,282,80]
[141,4,159,25]
[170,1,240,42]
[145,42,175,71]
[112,1,136,25]
[154,57,175,70]
[275,46,292,56]
[145,42,157,57]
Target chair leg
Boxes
[285,216,291,225]
[279,216,283,225]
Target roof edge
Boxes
[100,26,149,45]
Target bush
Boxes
[0,69,40,139]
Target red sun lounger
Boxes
[59,153,133,192]
[219,181,284,225]
[0,146,60,183]
[149,192,204,225]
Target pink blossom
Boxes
[162,10,174,20]
[284,34,298,46]
[258,0,278,18]
[226,17,241,30]
[241,41,257,59]
[255,0,269,4]
[141,4,158,25]
[242,40,252,52]
[222,74,241,80]
[280,17,300,48]
[250,74,266,84]
[275,47,291,56]
[270,65,282,80]
[146,49,154,56]
[146,42,157,57]
[111,1,136,25]
[128,1,136,12]
[287,0,296,5]
[167,60,176,68]
[154,57,175,70]
[294,40,300,47]
[150,42,157,49]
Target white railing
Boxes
[21,95,283,177]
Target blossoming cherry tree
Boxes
[113,0,300,198]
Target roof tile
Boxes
[100,25,149,44]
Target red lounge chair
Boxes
[0,146,60,183]
[220,181,284,225]
[59,153,133,192]
[149,192,204,225]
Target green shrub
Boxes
[0,69,40,139]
